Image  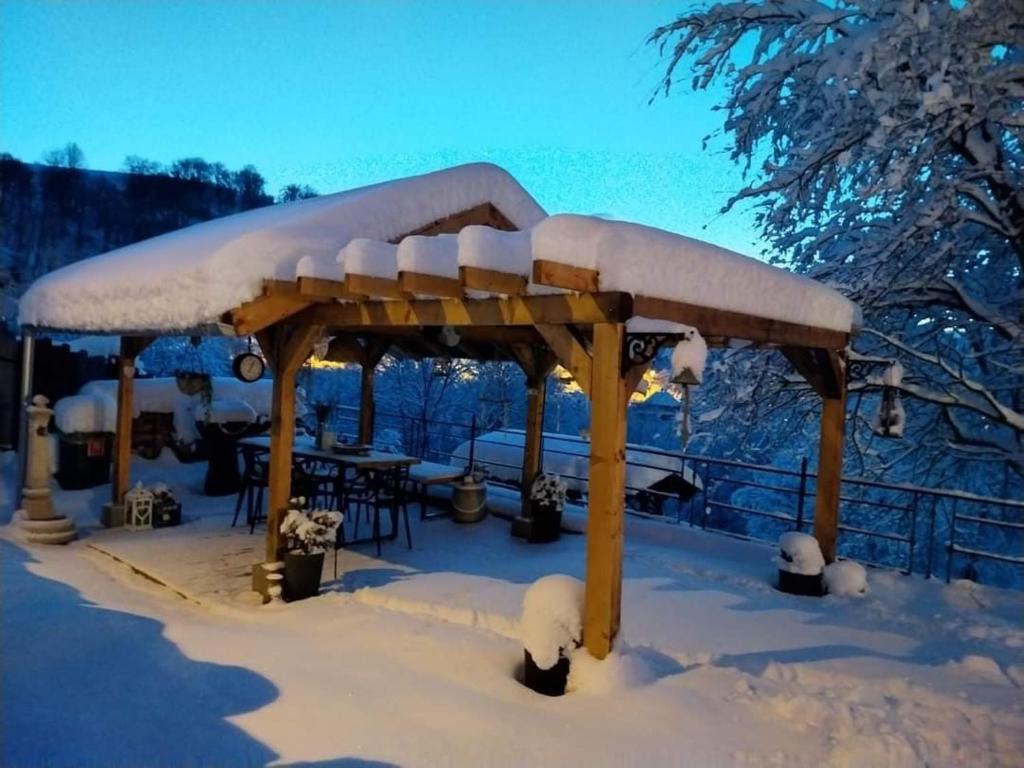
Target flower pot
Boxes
[528,502,562,543]
[523,649,569,697]
[283,551,325,601]
[452,481,487,523]
[777,568,824,597]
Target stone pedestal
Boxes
[19,395,76,545]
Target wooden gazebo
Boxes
[19,163,856,660]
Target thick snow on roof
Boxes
[532,215,861,333]
[20,163,546,332]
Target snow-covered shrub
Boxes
[520,574,584,670]
[530,473,567,512]
[824,560,869,597]
[280,497,343,555]
[775,532,825,576]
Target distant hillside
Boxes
[0,152,314,323]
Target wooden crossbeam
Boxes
[397,271,463,299]
[297,276,365,302]
[532,260,599,293]
[297,292,634,329]
[535,323,592,397]
[781,347,844,399]
[633,294,849,350]
[345,274,406,300]
[459,266,528,296]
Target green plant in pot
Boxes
[528,473,566,543]
[279,497,343,601]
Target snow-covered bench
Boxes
[408,461,467,520]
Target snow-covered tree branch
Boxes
[652,0,1023,485]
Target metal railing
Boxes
[322,405,1024,588]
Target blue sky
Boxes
[1,1,764,255]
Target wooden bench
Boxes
[408,462,467,520]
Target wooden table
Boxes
[237,436,421,549]
[238,436,420,471]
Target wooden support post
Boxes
[583,323,628,660]
[520,373,547,517]
[358,341,389,445]
[813,352,847,563]
[105,337,152,527]
[359,364,375,445]
[263,324,322,564]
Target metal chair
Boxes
[346,465,412,556]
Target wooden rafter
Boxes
[397,271,463,299]
[345,274,407,300]
[297,276,366,302]
[459,266,528,296]
[532,260,599,293]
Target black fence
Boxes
[325,404,1024,588]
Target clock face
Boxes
[235,353,265,382]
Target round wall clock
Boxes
[232,352,265,383]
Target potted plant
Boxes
[451,464,488,523]
[527,473,566,543]
[279,497,343,601]
[775,531,825,597]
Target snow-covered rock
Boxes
[776,532,825,576]
[824,560,869,597]
[520,574,584,670]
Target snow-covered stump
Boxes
[19,395,76,545]
[520,575,584,696]
[775,532,824,597]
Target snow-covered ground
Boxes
[2,451,1022,767]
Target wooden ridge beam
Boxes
[532,260,599,293]
[296,292,634,329]
[398,271,464,299]
[345,274,406,300]
[535,323,592,397]
[390,202,517,241]
[459,266,528,296]
[633,294,849,350]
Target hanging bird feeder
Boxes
[873,362,905,438]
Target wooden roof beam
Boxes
[535,323,593,397]
[633,294,849,350]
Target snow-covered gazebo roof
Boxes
[20,162,858,343]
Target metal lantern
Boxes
[124,482,154,530]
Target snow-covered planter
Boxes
[525,473,566,543]
[824,560,869,597]
[151,483,182,528]
[775,531,825,597]
[520,575,584,696]
[279,498,343,601]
